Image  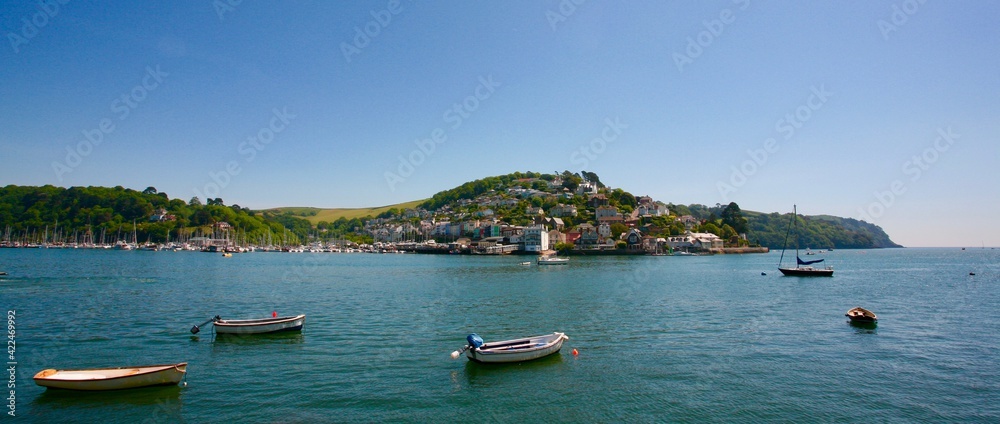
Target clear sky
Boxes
[2,1,998,247]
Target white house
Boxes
[595,205,620,219]
[576,182,598,195]
[548,230,566,245]
[598,222,612,238]
[667,231,723,251]
[550,204,578,217]
[678,215,699,230]
[523,225,550,252]
[638,202,670,217]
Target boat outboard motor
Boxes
[190,315,223,334]
[466,333,484,350]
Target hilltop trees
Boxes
[720,202,748,235]
[0,185,301,245]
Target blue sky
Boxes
[1,1,998,247]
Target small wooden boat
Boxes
[846,307,877,323]
[452,332,569,363]
[34,363,187,391]
[211,314,306,335]
[537,256,569,265]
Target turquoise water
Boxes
[2,248,998,423]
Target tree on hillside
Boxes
[720,202,748,235]
[721,224,737,240]
[608,189,636,208]
[669,203,691,217]
[560,171,582,192]
[611,223,628,238]
[699,222,721,237]
[581,171,604,188]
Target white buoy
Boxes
[450,351,460,359]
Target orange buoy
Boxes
[572,348,578,356]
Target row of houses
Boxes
[368,210,724,254]
[363,187,723,253]
[519,225,725,253]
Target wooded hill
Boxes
[411,171,901,249]
[1,173,901,249]
[0,185,312,245]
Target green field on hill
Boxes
[265,200,426,224]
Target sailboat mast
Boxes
[793,204,798,260]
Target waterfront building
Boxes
[523,225,550,252]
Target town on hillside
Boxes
[362,172,766,256]
[6,171,898,253]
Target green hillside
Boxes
[411,171,901,249]
[744,211,901,249]
[0,174,900,249]
[265,200,425,225]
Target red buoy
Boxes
[572,348,578,356]
[272,311,277,318]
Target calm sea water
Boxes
[1,248,997,423]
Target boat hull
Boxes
[34,363,187,391]
[846,307,877,323]
[466,332,568,363]
[214,315,306,334]
[778,267,833,277]
[537,258,569,265]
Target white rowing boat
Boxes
[537,256,569,265]
[452,332,569,363]
[33,363,187,391]
[212,314,306,334]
